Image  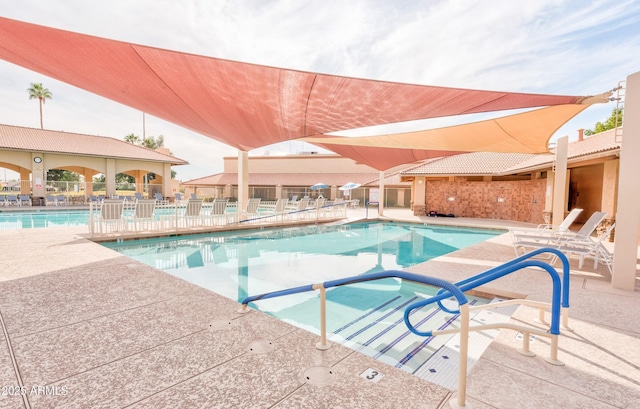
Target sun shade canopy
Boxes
[303,104,590,170]
[0,17,596,153]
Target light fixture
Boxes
[417,179,423,185]
[497,197,505,203]
[33,156,42,163]
[447,196,455,202]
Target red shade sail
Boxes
[0,17,592,152]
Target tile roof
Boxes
[0,124,188,164]
[402,152,537,175]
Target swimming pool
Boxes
[104,221,503,378]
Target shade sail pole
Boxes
[552,136,568,228]
[238,150,249,218]
[612,70,640,291]
[379,170,385,217]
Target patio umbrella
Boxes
[338,182,361,191]
[310,183,328,190]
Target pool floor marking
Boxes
[332,295,402,335]
[344,296,419,341]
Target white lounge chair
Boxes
[512,211,608,257]
[243,198,261,219]
[6,195,19,206]
[131,199,156,230]
[184,198,204,227]
[210,198,229,226]
[97,199,126,233]
[509,208,583,240]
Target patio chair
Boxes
[512,211,608,256]
[272,198,289,220]
[190,193,197,199]
[184,198,204,227]
[243,198,261,219]
[0,196,6,206]
[19,195,32,206]
[509,208,583,240]
[154,192,168,206]
[45,195,56,206]
[134,192,143,200]
[209,198,229,226]
[6,195,19,206]
[560,223,616,272]
[286,197,309,219]
[55,195,67,206]
[97,199,126,233]
[131,199,156,231]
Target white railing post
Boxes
[450,303,472,409]
[312,283,331,350]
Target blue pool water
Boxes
[104,222,502,375]
[0,210,93,229]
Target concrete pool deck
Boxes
[0,208,638,408]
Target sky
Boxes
[1,0,639,181]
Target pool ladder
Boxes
[241,248,571,409]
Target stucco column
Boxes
[552,136,568,227]
[378,170,385,216]
[31,153,45,198]
[601,159,619,237]
[84,170,95,196]
[162,163,172,198]
[413,177,426,216]
[613,70,640,291]
[237,150,249,214]
[275,184,283,199]
[19,169,30,195]
[105,158,116,198]
[543,171,554,224]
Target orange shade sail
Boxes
[0,17,592,152]
[304,104,590,170]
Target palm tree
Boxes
[27,82,53,129]
[124,133,141,144]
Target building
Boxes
[0,124,187,202]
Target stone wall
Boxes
[424,179,547,224]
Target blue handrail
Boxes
[435,248,570,314]
[242,270,469,307]
[405,258,562,336]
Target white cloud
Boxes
[0,0,639,180]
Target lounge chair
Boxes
[512,211,608,256]
[134,192,143,200]
[509,208,583,240]
[154,192,168,205]
[56,195,67,206]
[243,198,261,219]
[272,198,289,220]
[131,199,156,230]
[97,199,126,233]
[184,198,204,226]
[19,195,32,206]
[190,193,197,199]
[6,195,19,207]
[210,198,229,226]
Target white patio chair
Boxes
[98,199,126,233]
[513,211,608,257]
[210,198,229,226]
[509,208,583,241]
[184,198,204,227]
[243,198,261,219]
[131,199,156,231]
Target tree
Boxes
[584,107,623,136]
[27,82,53,129]
[141,134,165,149]
[124,133,141,144]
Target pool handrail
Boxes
[241,251,569,409]
[405,258,562,336]
[242,270,469,306]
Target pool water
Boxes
[0,210,93,229]
[104,221,502,376]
